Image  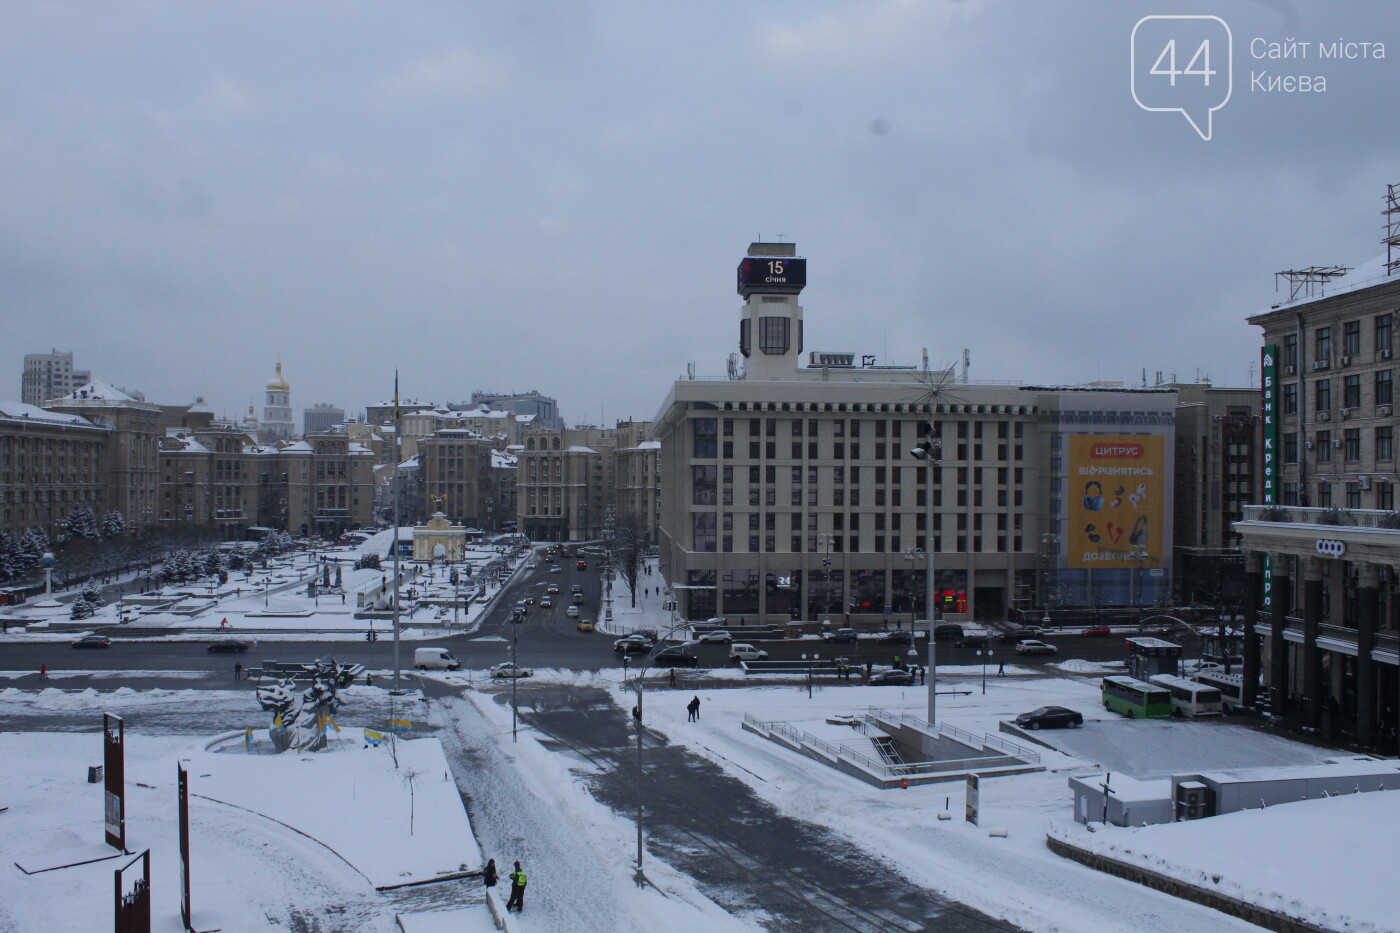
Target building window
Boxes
[1282,432,1298,463]
[1315,326,1332,360]
[1344,374,1361,409]
[759,316,790,355]
[1317,430,1332,463]
[1318,482,1332,508]
[692,419,717,458]
[1377,313,1394,355]
[1379,481,1394,511]
[1283,333,1298,369]
[1343,320,1361,356]
[1378,425,1394,462]
[1345,428,1361,462]
[693,513,716,552]
[1282,481,1299,506]
[1377,370,1393,406]
[1315,379,1331,412]
[1346,482,1362,510]
[1282,383,1297,414]
[692,465,716,505]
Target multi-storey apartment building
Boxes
[613,420,661,540]
[21,350,90,406]
[418,430,495,528]
[303,403,345,436]
[654,243,1177,624]
[465,390,563,430]
[1236,223,1400,753]
[516,426,617,541]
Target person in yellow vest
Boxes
[506,860,527,912]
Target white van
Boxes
[729,643,769,662]
[414,647,461,670]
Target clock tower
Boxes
[737,242,806,380]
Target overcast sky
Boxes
[2,0,1396,427]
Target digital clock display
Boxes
[737,257,806,293]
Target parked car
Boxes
[576,619,595,632]
[932,623,964,641]
[729,643,769,662]
[879,630,916,645]
[653,648,700,668]
[997,626,1044,644]
[490,662,533,679]
[869,668,915,685]
[828,627,859,644]
[1081,626,1112,637]
[957,634,991,649]
[207,639,252,653]
[566,605,580,618]
[696,629,732,644]
[1013,706,1083,729]
[71,634,111,649]
[1015,639,1058,656]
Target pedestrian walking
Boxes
[997,661,1006,677]
[39,662,47,680]
[865,661,873,679]
[233,662,242,681]
[687,695,701,722]
[483,858,498,888]
[506,861,527,912]
[668,667,677,687]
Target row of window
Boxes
[1281,426,1393,463]
[706,533,1027,554]
[1281,313,1394,365]
[1279,481,1395,511]
[1280,371,1393,413]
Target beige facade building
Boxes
[517,426,617,541]
[45,381,160,534]
[0,401,108,534]
[1236,226,1400,753]
[21,350,89,406]
[653,242,1177,624]
[418,430,495,529]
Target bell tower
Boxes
[737,242,806,379]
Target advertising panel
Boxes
[1066,434,1166,570]
[104,713,126,852]
[1260,344,1278,609]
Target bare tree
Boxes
[612,520,650,608]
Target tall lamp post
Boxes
[1041,531,1059,629]
[817,533,835,628]
[910,426,941,724]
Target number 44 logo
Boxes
[1131,16,1233,142]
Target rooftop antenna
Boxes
[962,348,970,383]
[1386,183,1400,276]
[1275,266,1350,302]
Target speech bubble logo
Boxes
[1131,15,1232,141]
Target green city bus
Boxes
[1101,675,1172,719]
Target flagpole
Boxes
[392,371,403,695]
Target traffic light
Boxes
[365,630,378,642]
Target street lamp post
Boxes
[511,616,521,742]
[801,652,815,699]
[910,425,941,724]
[1040,531,1059,629]
[977,648,993,694]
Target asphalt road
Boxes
[0,548,1145,678]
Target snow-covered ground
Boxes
[3,663,1389,933]
[2,539,525,638]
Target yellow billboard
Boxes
[1065,434,1165,570]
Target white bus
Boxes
[1148,673,1224,718]
[1192,670,1247,711]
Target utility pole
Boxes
[391,372,404,695]
[911,393,942,724]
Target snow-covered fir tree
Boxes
[57,506,101,543]
[100,511,126,539]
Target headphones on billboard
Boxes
[1082,481,1103,511]
[1130,515,1149,547]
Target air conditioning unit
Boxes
[1341,355,1352,367]
[1313,359,1330,370]
[1380,405,1393,417]
[1333,439,1344,448]
[1341,408,1353,420]
[1383,348,1393,360]
[1318,411,1331,421]
[1285,365,1297,375]
[1305,440,1314,449]
[1359,475,1372,490]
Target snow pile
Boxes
[1060,789,1400,931]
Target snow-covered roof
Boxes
[0,401,98,428]
[631,440,661,450]
[57,379,135,403]
[491,449,518,468]
[280,440,314,452]
[1273,251,1400,310]
[566,445,597,454]
[348,442,373,454]
[187,397,213,414]
[161,432,211,454]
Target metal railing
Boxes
[1241,504,1400,529]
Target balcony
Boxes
[1280,618,1400,663]
[1241,505,1400,529]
